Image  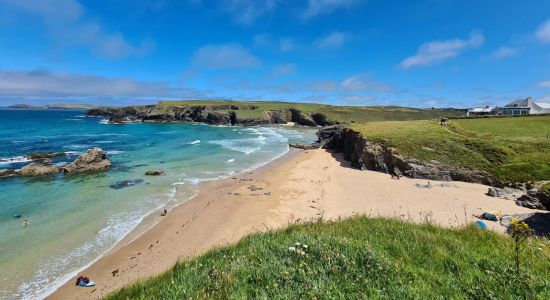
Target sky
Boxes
[1,0,550,108]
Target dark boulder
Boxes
[0,169,17,178]
[290,109,317,127]
[145,170,165,176]
[27,152,67,160]
[110,179,145,189]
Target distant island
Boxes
[7,103,96,110]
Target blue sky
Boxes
[1,0,550,107]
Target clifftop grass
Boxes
[107,217,550,299]
[158,100,466,123]
[350,115,550,182]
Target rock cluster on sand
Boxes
[62,148,111,174]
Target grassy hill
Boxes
[159,100,466,123]
[349,115,550,182]
[107,217,550,299]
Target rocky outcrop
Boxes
[86,105,336,127]
[516,188,550,210]
[62,148,111,174]
[18,159,60,177]
[487,187,524,200]
[317,126,501,186]
[26,152,68,160]
[0,169,17,178]
[145,170,165,176]
[289,143,321,150]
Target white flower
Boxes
[288,246,296,252]
[299,251,306,256]
[295,242,301,246]
[303,245,309,249]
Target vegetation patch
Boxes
[106,217,550,299]
[350,116,550,182]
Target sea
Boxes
[0,108,317,299]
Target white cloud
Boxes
[220,0,278,25]
[400,31,485,69]
[302,0,361,19]
[0,69,202,100]
[535,19,550,43]
[0,0,152,59]
[270,63,296,77]
[341,74,393,92]
[537,80,550,88]
[279,38,295,52]
[490,46,518,60]
[192,43,261,69]
[314,31,349,49]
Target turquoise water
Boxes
[0,109,317,299]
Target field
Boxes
[107,216,550,299]
[350,115,550,182]
[158,100,466,123]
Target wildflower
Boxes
[288,246,296,252]
[303,244,309,249]
[295,242,301,247]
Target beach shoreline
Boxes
[47,148,540,300]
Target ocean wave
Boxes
[226,158,235,163]
[106,150,124,155]
[65,118,83,121]
[64,144,88,149]
[99,119,109,124]
[188,140,201,145]
[0,155,32,165]
[95,140,116,144]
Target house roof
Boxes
[535,102,550,109]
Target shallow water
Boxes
[0,109,317,299]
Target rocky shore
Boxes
[86,105,338,127]
[317,126,550,210]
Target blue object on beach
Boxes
[79,281,95,287]
[475,220,487,230]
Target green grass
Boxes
[350,115,550,182]
[158,100,466,123]
[107,217,550,299]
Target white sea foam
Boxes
[106,150,124,155]
[226,158,235,163]
[99,119,109,124]
[0,155,32,165]
[188,140,201,145]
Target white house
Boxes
[495,97,550,116]
[467,97,550,116]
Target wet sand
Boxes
[48,149,538,299]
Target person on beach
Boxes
[161,209,167,216]
[23,219,28,227]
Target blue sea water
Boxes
[0,109,317,299]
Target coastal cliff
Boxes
[318,126,501,186]
[86,105,338,127]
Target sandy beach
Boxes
[48,148,539,299]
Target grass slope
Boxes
[107,217,550,299]
[350,115,550,182]
[158,100,466,123]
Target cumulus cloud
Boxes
[279,38,295,52]
[490,46,518,60]
[0,69,202,100]
[0,0,153,59]
[220,0,278,25]
[537,80,550,88]
[313,31,349,49]
[302,0,361,19]
[535,18,550,43]
[191,43,261,69]
[400,31,485,69]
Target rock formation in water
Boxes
[18,159,61,176]
[62,148,112,174]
